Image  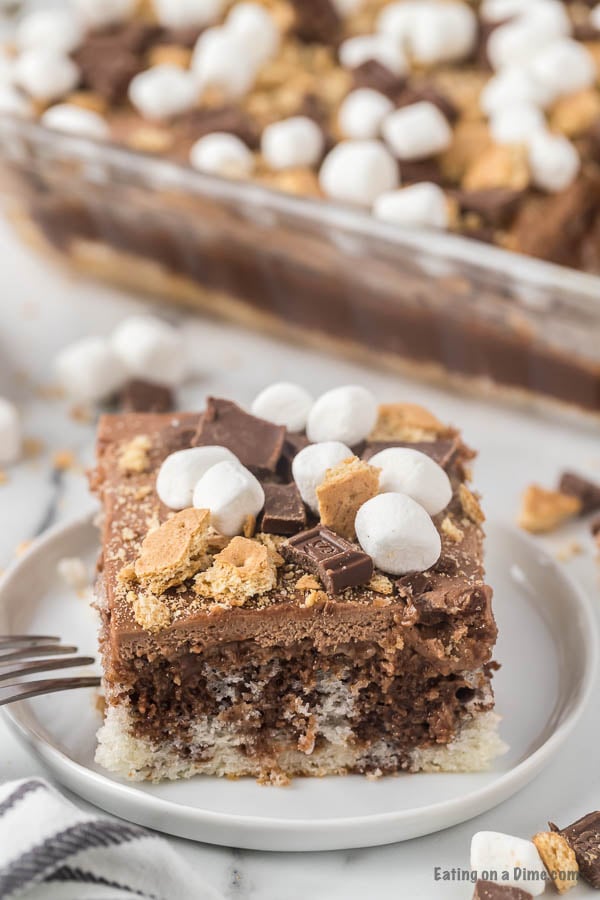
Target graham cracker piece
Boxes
[296,574,321,591]
[194,536,278,606]
[463,143,530,192]
[368,573,393,595]
[134,508,220,594]
[518,485,582,534]
[129,590,171,634]
[369,403,448,442]
[459,484,485,524]
[118,434,152,474]
[550,89,600,138]
[316,456,380,539]
[532,831,579,894]
[441,515,464,543]
[304,589,328,608]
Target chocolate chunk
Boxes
[472,881,533,900]
[119,379,174,414]
[73,23,159,103]
[192,397,285,477]
[397,159,446,187]
[362,438,459,470]
[559,471,600,515]
[454,188,525,229]
[396,85,458,123]
[277,432,310,482]
[433,556,459,575]
[351,60,407,101]
[259,483,307,535]
[282,525,373,595]
[552,813,600,888]
[396,572,434,598]
[177,106,260,149]
[290,0,341,45]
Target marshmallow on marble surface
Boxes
[373,183,449,230]
[0,398,21,466]
[128,65,197,122]
[355,492,441,575]
[157,446,239,510]
[529,39,596,102]
[189,132,254,177]
[292,441,353,513]
[261,117,324,170]
[0,84,34,118]
[480,66,553,115]
[487,8,570,70]
[14,51,79,104]
[192,27,257,100]
[489,104,546,145]
[470,832,547,896]
[338,89,393,140]
[408,2,478,65]
[319,140,398,206]
[16,10,83,55]
[528,131,580,193]
[72,0,136,27]
[227,3,280,67]
[306,385,377,446]
[251,382,314,433]
[110,315,187,387]
[339,34,408,76]
[153,0,226,29]
[367,447,452,515]
[41,104,109,140]
[192,460,264,536]
[55,336,127,402]
[382,102,452,161]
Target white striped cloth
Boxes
[0,778,223,900]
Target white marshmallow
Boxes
[16,10,83,55]
[338,88,394,140]
[487,7,570,70]
[528,131,580,193]
[368,447,452,515]
[529,40,596,102]
[189,132,254,177]
[192,460,264,536]
[592,5,600,30]
[14,51,79,104]
[319,140,399,206]
[111,315,187,387]
[192,27,257,100]
[355,493,441,575]
[489,103,546,145]
[480,66,553,115]
[0,398,21,466]
[0,84,34,118]
[480,0,531,21]
[331,0,366,14]
[0,49,15,86]
[251,382,314,432]
[373,183,449,230]
[522,1,571,36]
[339,34,407,76]
[261,117,324,170]
[54,336,127,402]
[470,833,547,896]
[292,441,353,513]
[409,3,478,65]
[227,3,280,67]
[382,102,452,161]
[157,446,239,510]
[153,0,225,29]
[306,385,377,446]
[376,2,422,46]
[128,65,197,122]
[41,104,109,140]
[72,0,137,27]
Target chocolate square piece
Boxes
[259,482,307,535]
[558,472,600,516]
[472,881,533,900]
[119,379,174,413]
[553,812,600,888]
[282,525,373,594]
[192,397,285,476]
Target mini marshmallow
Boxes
[306,385,377,446]
[480,66,553,115]
[189,132,254,177]
[367,447,452,515]
[16,10,83,55]
[338,88,394,140]
[14,51,79,104]
[355,493,441,575]
[0,398,21,466]
[331,0,366,14]
[128,65,197,122]
[192,460,264,536]
[54,336,127,402]
[470,833,547,896]
[227,3,280,67]
[192,27,257,100]
[292,441,353,513]
[251,382,314,432]
[376,2,421,45]
[157,446,239,510]
[382,102,452,161]
[319,140,399,206]
[592,5,600,30]
[71,0,137,27]
[0,49,14,85]
[110,315,187,387]
[373,183,449,230]
[480,0,533,21]
[339,34,408,76]
[489,103,546,145]
[528,131,580,193]
[528,39,596,101]
[0,84,34,118]
[153,0,225,29]
[261,117,324,170]
[487,7,570,70]
[41,104,109,140]
[408,2,478,65]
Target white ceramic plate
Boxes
[0,515,596,852]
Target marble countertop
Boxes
[1,215,600,899]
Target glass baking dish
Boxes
[1,115,600,421]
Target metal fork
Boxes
[0,635,100,706]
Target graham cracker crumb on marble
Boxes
[369,573,393,595]
[555,540,584,563]
[129,589,171,633]
[369,403,447,442]
[52,449,76,471]
[441,516,464,543]
[118,434,152,474]
[195,536,278,606]
[518,485,582,534]
[459,484,485,525]
[296,573,320,591]
[532,832,578,894]
[0,470,7,486]
[23,437,45,459]
[317,456,380,539]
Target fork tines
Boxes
[0,635,99,706]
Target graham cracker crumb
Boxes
[254,532,285,566]
[0,470,7,486]
[243,514,257,538]
[130,589,171,633]
[532,831,578,894]
[304,589,328,608]
[134,508,219,594]
[463,143,530,191]
[195,536,278,606]
[441,516,464,543]
[118,434,152,474]
[459,484,485,524]
[317,455,380,539]
[369,403,447,442]
[555,540,584,563]
[134,484,153,500]
[373,596,392,607]
[23,437,44,459]
[369,573,393,594]
[69,404,93,424]
[518,485,582,534]
[121,526,136,542]
[56,556,89,592]
[296,573,320,591]
[52,449,76,471]
[118,564,136,583]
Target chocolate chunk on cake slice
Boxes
[90,391,504,783]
